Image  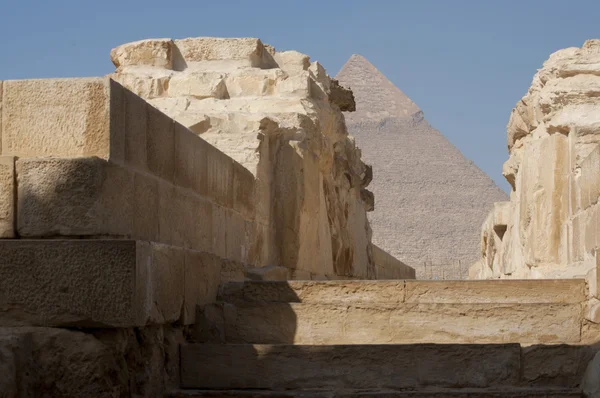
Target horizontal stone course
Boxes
[0,239,222,327]
[215,302,582,345]
[181,344,521,390]
[217,279,587,305]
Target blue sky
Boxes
[1,0,599,192]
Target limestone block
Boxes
[175,37,265,66]
[580,144,600,210]
[212,205,229,259]
[181,344,521,390]
[372,244,415,279]
[218,280,407,305]
[583,350,600,397]
[224,68,284,97]
[137,242,185,324]
[174,122,209,195]
[183,250,220,324]
[224,302,582,345]
[226,209,248,263]
[17,157,134,238]
[168,72,228,99]
[114,71,171,99]
[0,327,125,396]
[0,156,15,238]
[118,83,148,169]
[273,51,310,74]
[219,258,247,282]
[309,61,331,91]
[133,171,159,242]
[0,240,185,327]
[275,72,311,98]
[206,144,234,207]
[163,185,212,252]
[2,78,110,158]
[522,345,596,388]
[147,104,175,181]
[404,279,586,304]
[232,161,255,219]
[585,204,600,254]
[111,38,174,69]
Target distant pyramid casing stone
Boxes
[336,55,507,278]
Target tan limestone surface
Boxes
[336,55,508,278]
[198,279,587,345]
[473,39,600,280]
[109,37,392,279]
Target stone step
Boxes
[179,344,592,391]
[167,388,582,397]
[199,301,583,344]
[217,279,587,305]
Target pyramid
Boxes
[336,55,508,278]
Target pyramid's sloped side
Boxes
[336,54,421,120]
[346,117,508,276]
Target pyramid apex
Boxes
[336,54,421,119]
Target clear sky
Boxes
[1,0,599,192]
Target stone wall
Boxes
[471,40,600,281]
[372,244,416,279]
[109,37,386,280]
[0,38,415,395]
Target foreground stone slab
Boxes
[213,302,582,345]
[0,240,218,327]
[180,344,521,390]
[167,388,582,397]
[217,279,586,305]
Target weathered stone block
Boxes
[174,122,208,196]
[133,171,159,241]
[275,72,311,98]
[522,345,596,388]
[206,144,234,207]
[137,242,185,324]
[17,157,133,237]
[147,104,175,181]
[183,250,220,324]
[211,205,229,259]
[181,343,521,390]
[223,302,582,345]
[232,161,255,219]
[174,37,265,67]
[224,69,283,97]
[114,72,171,99]
[0,156,15,238]
[372,244,415,279]
[404,279,586,304]
[273,51,310,74]
[168,72,228,99]
[2,78,110,158]
[111,38,174,69]
[123,86,148,170]
[0,327,124,396]
[227,209,247,263]
[0,240,186,326]
[218,280,406,305]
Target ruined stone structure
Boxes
[336,55,508,278]
[108,38,414,280]
[1,37,600,397]
[472,39,600,281]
